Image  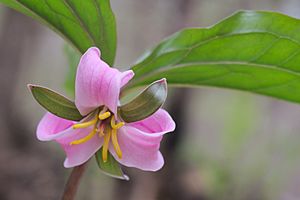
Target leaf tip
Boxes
[27,84,34,91]
[123,175,130,181]
[158,78,167,83]
[158,78,168,96]
[156,78,167,89]
[27,84,40,95]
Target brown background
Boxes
[1,0,300,199]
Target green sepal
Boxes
[95,148,129,180]
[118,78,167,123]
[28,84,84,121]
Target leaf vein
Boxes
[62,0,96,45]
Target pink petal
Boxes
[37,112,103,168]
[37,112,74,141]
[110,109,175,171]
[60,134,103,168]
[128,109,176,136]
[75,47,134,115]
[120,70,134,87]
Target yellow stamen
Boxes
[110,116,125,129]
[98,111,111,120]
[72,115,98,129]
[70,128,97,145]
[102,128,111,162]
[111,128,122,159]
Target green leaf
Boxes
[129,11,300,104]
[1,0,116,65]
[95,148,129,180]
[118,79,167,123]
[28,84,83,121]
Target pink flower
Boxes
[36,47,175,171]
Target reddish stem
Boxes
[61,162,88,200]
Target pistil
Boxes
[97,124,105,137]
[69,107,125,162]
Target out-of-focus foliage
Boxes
[64,45,80,97]
[182,90,300,200]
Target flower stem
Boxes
[61,162,88,200]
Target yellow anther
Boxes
[98,111,111,120]
[102,128,111,162]
[72,117,98,129]
[70,128,97,145]
[111,128,122,159]
[110,116,125,129]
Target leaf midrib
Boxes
[130,61,300,87]
[14,0,99,52]
[93,0,107,49]
[62,0,96,45]
[37,90,77,109]
[133,31,300,76]
[13,0,81,52]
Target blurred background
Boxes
[1,0,300,199]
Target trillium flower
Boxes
[33,47,175,172]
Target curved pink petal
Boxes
[75,47,134,115]
[60,135,103,168]
[37,112,103,168]
[37,112,74,141]
[128,109,176,136]
[109,109,175,171]
[120,70,134,87]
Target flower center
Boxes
[70,107,124,162]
